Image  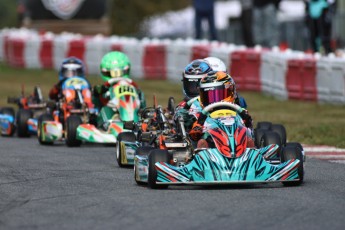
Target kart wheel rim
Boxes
[116,142,120,161]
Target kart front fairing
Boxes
[134,108,302,185]
[106,81,141,122]
[135,144,301,184]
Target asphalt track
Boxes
[0,137,344,230]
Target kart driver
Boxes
[92,51,146,130]
[49,57,93,109]
[188,71,254,149]
[174,58,248,132]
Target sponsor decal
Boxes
[204,87,215,91]
[41,0,85,20]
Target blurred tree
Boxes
[110,0,190,36]
[0,0,17,28]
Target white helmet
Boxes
[204,57,227,72]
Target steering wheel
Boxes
[202,102,243,114]
[186,96,199,107]
[107,77,133,86]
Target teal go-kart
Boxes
[115,97,176,167]
[0,86,48,137]
[134,102,304,189]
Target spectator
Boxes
[253,0,281,47]
[240,0,254,47]
[304,0,337,54]
[16,0,26,27]
[192,0,218,40]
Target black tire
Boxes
[37,114,54,145]
[262,131,282,146]
[148,149,171,189]
[16,109,33,137]
[0,107,15,136]
[134,146,156,185]
[167,96,175,114]
[271,124,287,145]
[286,142,303,151]
[134,163,146,186]
[281,145,304,186]
[135,146,155,156]
[286,142,305,162]
[256,121,272,130]
[262,131,282,158]
[116,132,137,167]
[65,115,82,147]
[254,128,266,147]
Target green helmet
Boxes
[99,51,131,82]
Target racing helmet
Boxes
[59,57,85,81]
[100,51,131,82]
[182,59,213,99]
[204,57,227,72]
[199,71,236,107]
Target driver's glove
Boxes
[189,122,203,141]
[240,110,253,128]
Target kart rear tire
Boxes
[148,149,171,189]
[256,121,272,130]
[37,114,54,145]
[271,124,287,145]
[254,128,266,147]
[17,109,33,137]
[262,131,282,146]
[116,132,136,167]
[281,145,304,186]
[0,107,15,136]
[65,115,82,147]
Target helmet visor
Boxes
[200,85,234,106]
[61,63,83,78]
[182,77,201,98]
[101,66,130,78]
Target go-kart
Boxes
[134,102,304,189]
[0,86,48,137]
[75,77,142,145]
[37,76,96,146]
[115,96,177,167]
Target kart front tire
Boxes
[0,107,15,136]
[37,114,54,145]
[16,109,32,137]
[148,149,171,189]
[281,145,304,186]
[65,115,82,147]
[116,132,136,167]
[135,146,155,156]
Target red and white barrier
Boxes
[1,28,345,105]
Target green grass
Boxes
[1,63,344,148]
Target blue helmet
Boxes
[58,57,85,81]
[182,59,212,99]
